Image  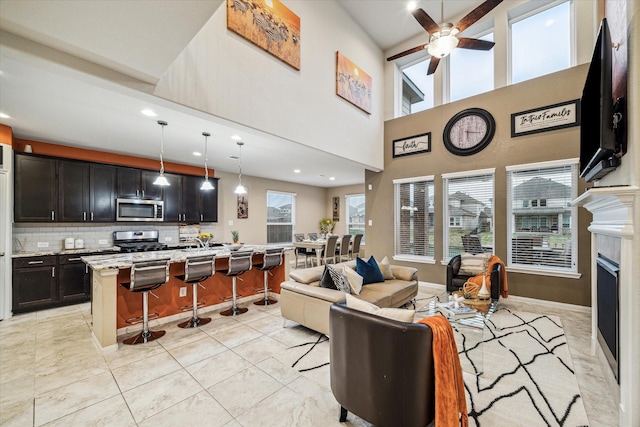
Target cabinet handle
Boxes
[51,267,55,278]
[83,212,87,221]
[136,190,140,197]
[51,211,55,221]
[91,212,94,221]
[85,265,89,274]
[200,214,203,222]
[68,257,82,261]
[142,190,145,198]
[28,260,44,265]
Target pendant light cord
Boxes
[158,120,167,175]
[237,141,244,186]
[203,132,210,180]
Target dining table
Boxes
[293,240,327,267]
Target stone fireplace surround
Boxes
[574,186,639,427]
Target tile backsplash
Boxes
[13,223,217,254]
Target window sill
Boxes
[392,255,436,264]
[505,265,582,279]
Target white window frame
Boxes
[445,29,495,104]
[266,190,296,245]
[398,54,435,116]
[345,193,365,240]
[393,175,435,264]
[506,158,580,279]
[442,168,495,264]
[507,0,575,85]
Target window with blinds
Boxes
[394,176,434,260]
[443,169,495,259]
[267,191,295,244]
[507,160,578,272]
[346,194,365,240]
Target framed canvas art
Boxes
[336,51,372,114]
[227,0,301,70]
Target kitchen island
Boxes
[82,246,292,350]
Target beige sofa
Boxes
[280,260,418,335]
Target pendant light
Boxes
[153,120,170,186]
[200,132,214,190]
[234,141,247,195]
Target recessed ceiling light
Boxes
[407,1,417,11]
[231,135,242,141]
[0,112,10,119]
[193,151,202,156]
[141,109,157,117]
[293,169,301,173]
[329,176,336,181]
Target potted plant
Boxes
[223,230,243,251]
[231,230,240,243]
[319,218,335,237]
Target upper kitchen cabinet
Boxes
[163,174,215,223]
[116,167,162,200]
[59,161,116,222]
[14,154,58,222]
[200,178,219,223]
[89,164,117,221]
[58,160,89,222]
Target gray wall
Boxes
[366,64,592,306]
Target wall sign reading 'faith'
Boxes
[392,132,431,158]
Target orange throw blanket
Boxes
[466,255,509,298]
[418,316,468,427]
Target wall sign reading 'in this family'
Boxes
[392,132,431,158]
[511,99,580,137]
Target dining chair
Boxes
[337,234,351,262]
[314,235,338,266]
[349,234,363,259]
[294,233,313,268]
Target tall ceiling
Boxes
[0,0,488,187]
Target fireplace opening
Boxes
[596,254,619,382]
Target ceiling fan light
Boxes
[427,33,459,58]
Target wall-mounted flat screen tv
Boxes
[579,18,620,182]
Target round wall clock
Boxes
[443,108,496,156]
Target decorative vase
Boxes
[477,274,490,300]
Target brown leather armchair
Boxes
[329,303,435,427]
[446,254,502,300]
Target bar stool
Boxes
[174,255,215,328]
[120,258,171,345]
[220,250,253,316]
[253,247,284,306]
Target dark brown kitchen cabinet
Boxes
[58,254,91,303]
[199,178,219,222]
[116,167,163,200]
[58,161,116,222]
[58,160,90,221]
[163,174,217,223]
[12,256,57,313]
[14,154,58,222]
[89,164,117,221]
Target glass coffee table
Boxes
[420,291,501,376]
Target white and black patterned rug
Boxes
[286,308,589,427]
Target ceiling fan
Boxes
[387,0,503,75]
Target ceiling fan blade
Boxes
[386,44,427,61]
[457,38,496,51]
[427,56,440,75]
[455,0,503,33]
[412,8,440,35]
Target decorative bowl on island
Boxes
[223,243,244,251]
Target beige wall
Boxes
[366,64,593,306]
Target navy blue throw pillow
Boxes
[356,256,385,285]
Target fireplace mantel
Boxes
[573,185,639,426]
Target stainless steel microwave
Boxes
[116,198,164,222]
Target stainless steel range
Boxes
[113,230,168,253]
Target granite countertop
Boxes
[12,247,121,258]
[82,245,293,271]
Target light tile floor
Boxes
[0,287,618,426]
